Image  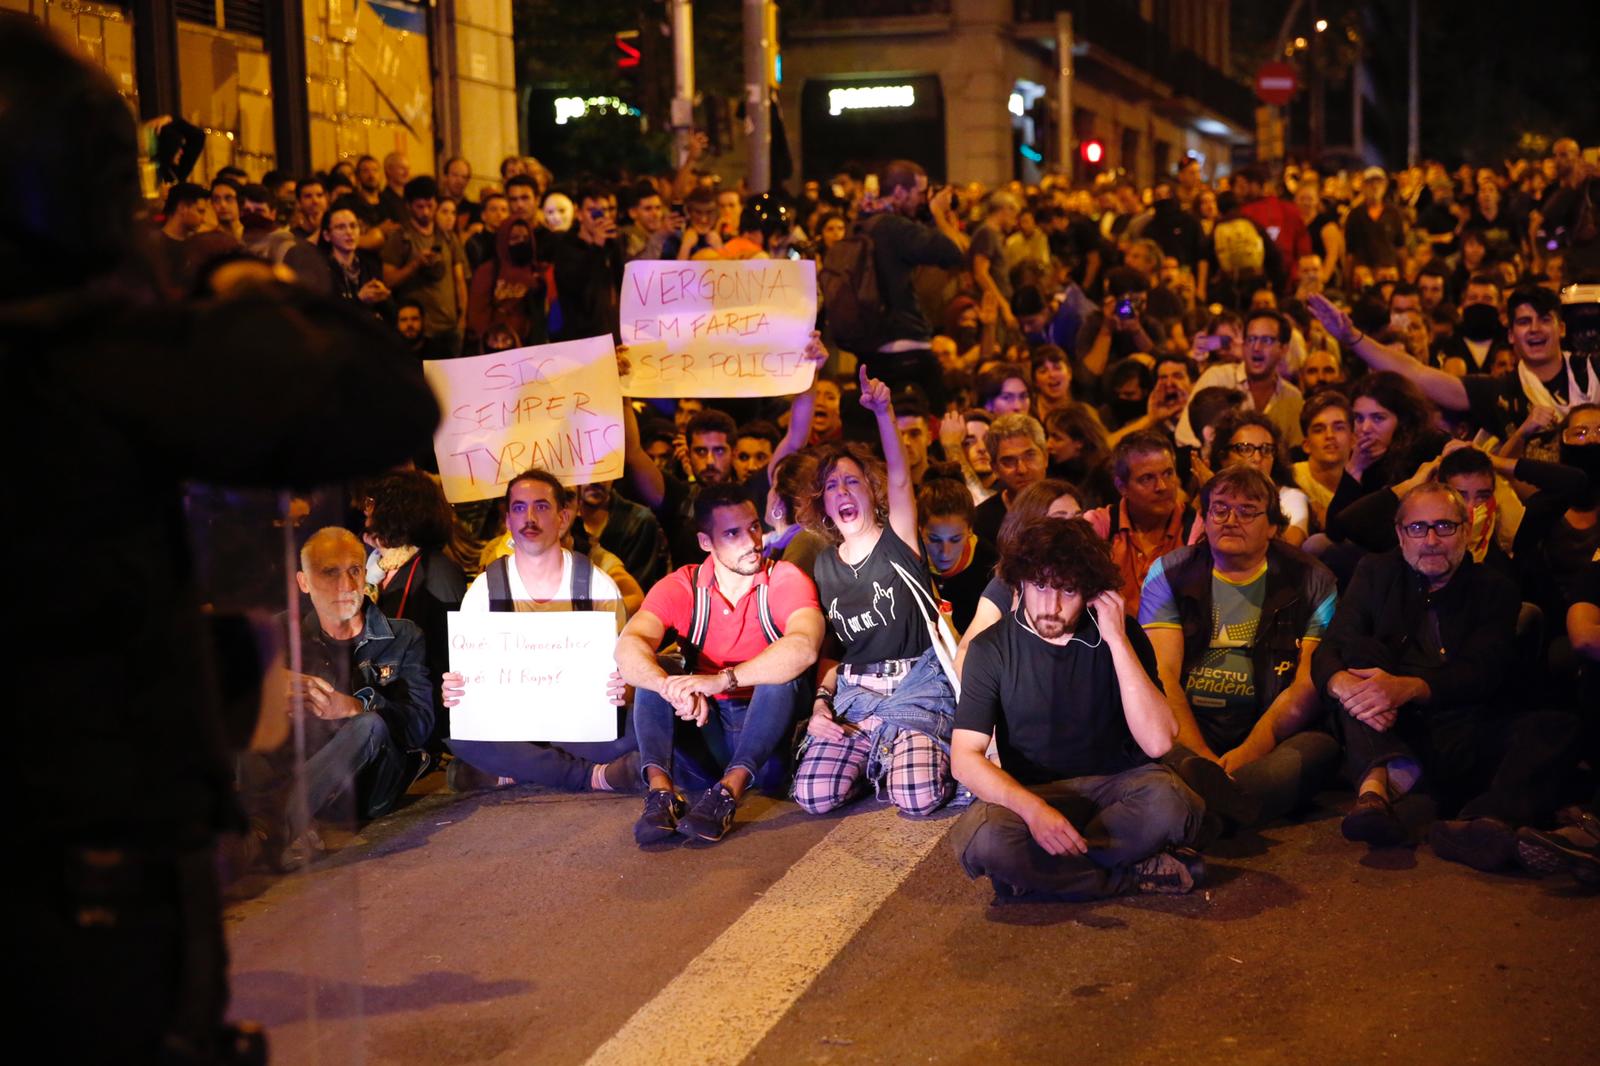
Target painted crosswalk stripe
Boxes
[582,806,951,1066]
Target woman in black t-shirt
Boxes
[1323,371,1449,551]
[792,366,959,817]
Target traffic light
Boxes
[1080,138,1104,166]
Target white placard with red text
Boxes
[619,258,818,398]
[425,335,624,503]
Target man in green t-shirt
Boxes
[1140,467,1340,833]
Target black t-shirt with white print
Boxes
[813,527,933,666]
[1461,353,1600,460]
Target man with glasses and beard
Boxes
[1141,468,1341,836]
[1313,483,1580,860]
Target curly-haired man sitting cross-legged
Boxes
[949,517,1205,902]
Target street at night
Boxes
[225,780,1600,1064]
[10,1,1600,1063]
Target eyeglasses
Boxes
[1563,425,1598,444]
[1398,519,1461,539]
[1207,501,1265,523]
[1228,442,1276,459]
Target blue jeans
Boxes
[634,678,806,794]
[447,709,636,791]
[950,764,1202,900]
[239,711,405,839]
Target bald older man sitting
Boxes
[233,527,434,873]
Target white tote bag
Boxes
[889,559,962,701]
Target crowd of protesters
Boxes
[149,119,1600,901]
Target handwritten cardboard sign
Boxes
[619,258,818,398]
[446,610,619,743]
[425,335,624,503]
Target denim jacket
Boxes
[829,645,957,796]
[298,603,434,751]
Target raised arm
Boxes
[618,357,667,510]
[769,332,829,477]
[858,364,920,551]
[1093,591,1177,758]
[1307,293,1469,411]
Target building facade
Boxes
[2,0,518,193]
[783,0,1253,187]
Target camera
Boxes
[1115,298,1136,319]
[1562,283,1600,360]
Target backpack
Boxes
[483,551,595,613]
[673,561,781,672]
[1212,216,1266,274]
[818,215,885,353]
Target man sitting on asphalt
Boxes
[614,484,824,845]
[1312,482,1580,858]
[949,517,1204,901]
[1140,468,1341,836]
[236,527,433,872]
[442,469,636,793]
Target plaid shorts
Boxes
[793,714,952,817]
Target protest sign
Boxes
[446,610,619,743]
[425,335,624,503]
[619,258,818,398]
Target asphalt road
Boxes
[225,775,1599,1065]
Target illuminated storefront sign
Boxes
[827,84,915,117]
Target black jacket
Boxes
[295,603,434,753]
[1333,458,1588,577]
[1157,541,1336,733]
[1311,549,1519,714]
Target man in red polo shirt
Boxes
[615,483,825,845]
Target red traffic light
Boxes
[615,32,640,70]
[1080,138,1104,165]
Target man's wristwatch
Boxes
[721,666,739,692]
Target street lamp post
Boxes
[670,0,695,169]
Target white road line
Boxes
[581,806,952,1066]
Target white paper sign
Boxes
[446,611,619,743]
[425,335,625,503]
[619,258,819,398]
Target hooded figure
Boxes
[467,217,551,348]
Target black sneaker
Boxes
[634,789,685,846]
[1175,755,1262,828]
[1131,848,1202,895]
[601,751,645,794]
[1428,817,1516,871]
[678,784,739,843]
[1341,792,1408,847]
[1515,825,1600,885]
[446,757,506,794]
[275,826,325,873]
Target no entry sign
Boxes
[1255,62,1298,106]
